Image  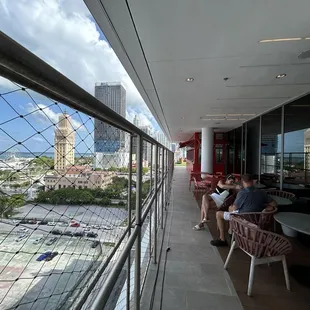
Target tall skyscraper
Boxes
[94,82,128,168]
[54,112,75,171]
[94,82,126,153]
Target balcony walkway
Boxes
[141,166,244,310]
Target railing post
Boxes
[161,147,165,229]
[280,105,284,191]
[150,144,153,191]
[127,134,133,310]
[153,144,158,264]
[134,134,143,310]
[149,144,153,258]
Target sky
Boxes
[0,0,162,154]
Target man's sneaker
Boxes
[210,239,228,247]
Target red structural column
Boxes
[193,132,200,173]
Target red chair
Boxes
[193,177,210,200]
[225,215,292,296]
[189,171,209,191]
[193,174,218,200]
[232,173,241,182]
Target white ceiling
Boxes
[85,0,310,142]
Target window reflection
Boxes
[261,108,282,184]
[284,96,310,185]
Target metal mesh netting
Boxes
[0,77,152,309]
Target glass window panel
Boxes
[261,107,282,185]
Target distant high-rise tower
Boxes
[94,82,128,168]
[133,115,140,127]
[94,82,126,153]
[54,112,75,171]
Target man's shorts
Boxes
[223,210,239,221]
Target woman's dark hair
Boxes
[226,174,235,181]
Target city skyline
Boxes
[0,0,169,154]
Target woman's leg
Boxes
[194,194,212,230]
[201,194,213,221]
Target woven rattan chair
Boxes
[225,208,278,261]
[265,190,296,200]
[233,207,278,231]
[193,175,219,200]
[224,216,292,296]
[189,171,209,191]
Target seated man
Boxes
[210,173,277,246]
[193,174,241,230]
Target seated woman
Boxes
[193,174,241,230]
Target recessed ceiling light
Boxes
[185,77,194,82]
[259,38,302,43]
[276,74,286,79]
[204,114,226,117]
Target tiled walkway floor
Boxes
[141,166,244,310]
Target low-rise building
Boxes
[44,165,115,191]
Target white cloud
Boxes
[32,136,45,143]
[0,0,160,131]
[26,102,86,131]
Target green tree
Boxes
[142,167,149,175]
[31,156,54,169]
[0,193,25,218]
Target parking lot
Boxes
[0,233,110,310]
[0,203,129,309]
[15,204,127,226]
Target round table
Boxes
[274,212,310,237]
[274,212,310,287]
[254,183,266,189]
[269,195,293,206]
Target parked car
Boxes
[51,229,62,235]
[46,237,57,246]
[48,222,56,226]
[83,227,91,232]
[73,231,84,237]
[45,251,58,261]
[33,237,44,245]
[36,251,52,261]
[38,220,48,225]
[19,228,28,233]
[102,226,113,230]
[27,219,37,224]
[58,222,68,227]
[91,225,101,229]
[15,234,27,242]
[19,219,28,224]
[70,222,80,227]
[63,231,73,237]
[86,232,98,238]
[91,241,100,248]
